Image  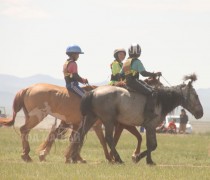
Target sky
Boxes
[0,0,210,89]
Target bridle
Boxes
[179,83,191,107]
[179,82,201,111]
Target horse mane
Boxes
[183,73,197,82]
[157,85,184,116]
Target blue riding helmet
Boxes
[66,45,84,54]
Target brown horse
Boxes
[0,84,113,162]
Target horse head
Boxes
[180,74,203,119]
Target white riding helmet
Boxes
[113,48,126,59]
[128,43,141,58]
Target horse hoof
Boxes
[78,159,87,163]
[115,160,124,164]
[65,158,77,164]
[147,161,156,166]
[132,155,138,163]
[21,154,32,162]
[117,161,124,164]
[106,155,113,162]
[108,160,115,164]
[39,155,46,162]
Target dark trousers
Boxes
[126,78,153,95]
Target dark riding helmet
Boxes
[113,48,126,60]
[128,43,141,58]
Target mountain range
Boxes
[0,74,209,121]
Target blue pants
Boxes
[66,81,85,97]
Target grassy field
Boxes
[0,127,210,180]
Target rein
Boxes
[161,75,172,86]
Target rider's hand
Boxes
[82,78,88,84]
[155,72,162,76]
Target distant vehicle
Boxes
[0,106,7,118]
[165,115,192,134]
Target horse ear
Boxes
[187,80,192,87]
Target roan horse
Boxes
[68,74,203,164]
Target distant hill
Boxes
[0,74,65,94]
[0,74,209,121]
[196,88,210,120]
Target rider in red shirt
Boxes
[63,44,88,97]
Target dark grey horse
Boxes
[67,74,203,165]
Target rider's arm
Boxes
[140,70,156,77]
[132,59,161,77]
[72,73,84,83]
[68,61,86,83]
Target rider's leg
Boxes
[66,82,85,97]
[126,78,157,121]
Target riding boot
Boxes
[144,92,158,121]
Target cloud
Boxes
[95,0,210,13]
[0,0,50,19]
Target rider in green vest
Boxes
[109,48,126,85]
[121,43,162,121]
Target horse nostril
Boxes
[195,110,203,119]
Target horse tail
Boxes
[0,88,28,126]
[80,91,94,116]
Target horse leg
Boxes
[123,125,142,161]
[38,123,57,162]
[38,121,70,162]
[135,127,157,165]
[20,116,42,162]
[104,122,123,164]
[92,120,112,162]
[109,123,124,159]
[70,124,87,163]
[66,114,97,163]
[145,127,157,165]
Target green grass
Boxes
[0,127,210,180]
